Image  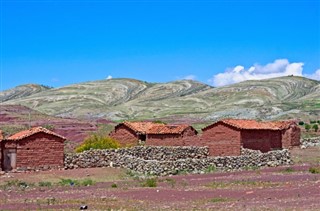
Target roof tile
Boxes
[121,121,194,135]
[7,127,66,141]
[203,119,296,131]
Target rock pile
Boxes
[300,137,320,148]
[64,146,293,176]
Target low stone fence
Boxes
[64,146,292,176]
[300,137,320,148]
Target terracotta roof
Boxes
[7,127,66,141]
[122,121,164,134]
[121,121,195,135]
[147,124,193,135]
[202,119,296,131]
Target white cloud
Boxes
[306,69,320,80]
[210,59,305,87]
[182,75,196,80]
[106,75,113,80]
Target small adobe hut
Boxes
[146,124,198,146]
[109,121,198,146]
[0,127,66,171]
[201,119,300,156]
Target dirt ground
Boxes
[0,147,319,210]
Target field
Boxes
[0,147,319,210]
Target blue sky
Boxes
[1,0,319,90]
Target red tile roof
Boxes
[121,121,195,135]
[122,121,164,134]
[202,119,296,131]
[7,127,66,141]
[147,124,192,134]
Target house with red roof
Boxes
[200,119,300,156]
[109,121,198,146]
[0,127,66,171]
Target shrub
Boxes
[58,178,79,186]
[205,165,216,173]
[310,120,317,124]
[111,183,117,188]
[81,179,95,186]
[298,121,304,126]
[309,167,320,174]
[305,124,311,132]
[38,181,52,187]
[142,178,157,187]
[312,124,318,132]
[75,134,120,153]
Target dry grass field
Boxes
[0,147,319,210]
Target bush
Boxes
[310,120,317,124]
[305,124,311,132]
[312,124,318,132]
[309,167,320,174]
[298,121,304,126]
[75,134,120,153]
[81,179,94,186]
[111,183,117,188]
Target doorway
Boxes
[3,149,17,171]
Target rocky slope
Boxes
[1,76,319,121]
[0,84,51,102]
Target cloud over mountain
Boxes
[210,59,305,86]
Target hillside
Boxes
[1,76,319,122]
[0,84,51,102]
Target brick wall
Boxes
[199,123,241,156]
[109,125,139,146]
[282,125,301,148]
[14,133,65,169]
[241,130,282,152]
[146,127,197,146]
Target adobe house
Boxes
[146,124,198,146]
[201,119,300,156]
[0,127,66,171]
[109,121,198,146]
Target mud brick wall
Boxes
[241,130,282,152]
[199,123,241,156]
[282,125,301,148]
[15,133,64,170]
[109,124,139,146]
[64,146,292,176]
[145,134,186,146]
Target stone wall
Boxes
[64,146,292,176]
[300,137,320,148]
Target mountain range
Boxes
[1,76,319,123]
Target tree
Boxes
[312,124,319,132]
[305,124,311,132]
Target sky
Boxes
[1,0,319,90]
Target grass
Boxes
[210,197,230,203]
[207,180,279,189]
[204,165,216,173]
[142,178,157,187]
[281,167,295,173]
[58,178,95,186]
[38,181,52,187]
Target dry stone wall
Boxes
[64,146,292,176]
[300,137,320,148]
